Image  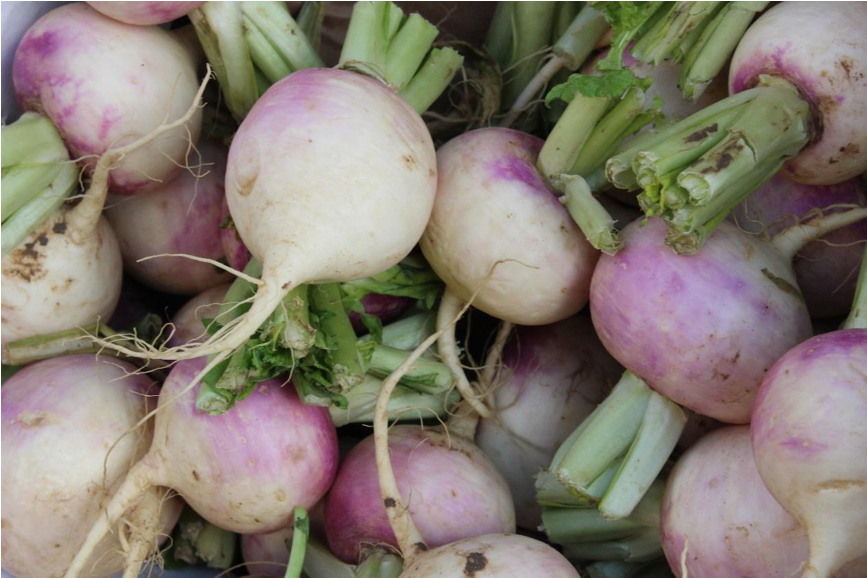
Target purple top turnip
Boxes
[476,316,620,529]
[13,3,203,195]
[87,1,205,26]
[168,283,231,347]
[105,140,231,295]
[752,329,867,577]
[324,425,516,564]
[661,426,809,577]
[731,174,867,318]
[1,355,181,578]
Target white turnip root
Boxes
[13,3,203,195]
[64,357,339,578]
[324,424,515,563]
[752,329,867,578]
[729,2,867,185]
[1,355,181,578]
[167,283,231,347]
[661,426,809,577]
[87,1,205,25]
[105,140,231,295]
[475,316,620,529]
[591,210,867,423]
[731,174,867,318]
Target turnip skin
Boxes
[105,140,230,295]
[218,196,252,272]
[661,427,809,578]
[476,316,620,529]
[167,284,231,347]
[421,127,598,325]
[399,534,580,578]
[590,217,811,423]
[752,329,867,578]
[729,2,867,185]
[731,174,867,318]
[0,355,180,578]
[240,528,292,578]
[87,1,205,25]
[1,213,122,350]
[12,3,203,195]
[324,425,516,564]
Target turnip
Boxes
[751,255,867,578]
[608,2,867,253]
[87,1,205,26]
[661,426,809,577]
[241,527,292,577]
[105,139,231,295]
[475,316,620,529]
[1,355,181,578]
[167,284,231,348]
[64,357,339,578]
[731,173,867,318]
[218,196,252,272]
[2,72,207,354]
[13,3,203,195]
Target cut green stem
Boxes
[242,2,323,72]
[363,343,453,395]
[845,248,867,330]
[538,93,610,180]
[501,1,558,109]
[384,13,439,89]
[284,507,309,578]
[297,1,326,52]
[679,1,768,100]
[560,174,622,254]
[309,283,364,391]
[631,2,721,66]
[329,374,459,427]
[399,47,464,114]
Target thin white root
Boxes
[374,295,476,566]
[136,253,262,285]
[66,65,212,243]
[771,205,867,262]
[499,55,565,128]
[437,289,494,420]
[479,321,514,394]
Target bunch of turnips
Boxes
[2,2,866,578]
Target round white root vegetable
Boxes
[13,3,203,195]
[729,2,867,185]
[475,316,620,529]
[167,284,232,347]
[64,357,339,578]
[661,426,809,577]
[752,330,867,578]
[1,355,181,578]
[105,140,231,295]
[1,214,122,350]
[87,1,205,25]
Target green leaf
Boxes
[591,1,665,71]
[340,255,443,309]
[545,69,650,105]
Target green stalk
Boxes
[358,312,437,351]
[2,162,78,254]
[279,284,314,355]
[241,2,323,71]
[196,522,237,568]
[554,2,583,39]
[384,13,439,89]
[642,77,811,253]
[560,174,622,254]
[243,16,295,84]
[485,1,516,70]
[297,1,326,52]
[501,2,558,109]
[356,549,404,578]
[284,507,309,578]
[2,325,111,366]
[845,248,867,330]
[309,283,363,391]
[190,2,258,121]
[364,344,453,395]
[303,540,402,578]
[399,47,464,114]
[679,2,768,101]
[542,508,648,543]
[329,374,459,427]
[561,530,662,563]
[631,2,721,65]
[339,1,391,76]
[553,6,612,70]
[537,93,610,180]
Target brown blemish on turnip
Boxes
[815,479,864,491]
[463,551,488,576]
[383,497,396,508]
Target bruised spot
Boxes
[815,480,864,491]
[384,497,396,508]
[839,58,853,80]
[414,542,428,552]
[761,268,802,297]
[403,154,416,169]
[464,552,488,576]
[684,123,718,143]
[52,221,67,234]
[192,470,200,481]
[17,411,49,427]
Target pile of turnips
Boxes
[1,2,866,578]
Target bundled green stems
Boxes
[192,1,462,120]
[541,480,666,565]
[536,372,685,521]
[845,248,867,330]
[607,74,811,254]
[536,71,663,253]
[164,506,237,570]
[2,113,78,254]
[304,540,403,578]
[595,1,767,101]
